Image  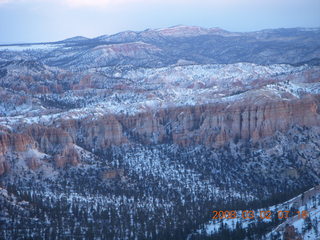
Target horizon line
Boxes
[0,25,319,46]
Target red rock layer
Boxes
[68,95,319,149]
[0,126,80,174]
[0,95,319,175]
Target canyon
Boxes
[0,26,319,239]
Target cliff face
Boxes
[0,92,318,176]
[66,95,319,150]
[0,126,80,174]
[0,32,319,176]
[0,93,318,176]
[0,156,9,176]
[1,28,320,240]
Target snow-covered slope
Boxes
[196,185,320,239]
[0,26,319,240]
[1,26,319,68]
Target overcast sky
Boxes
[0,0,319,43]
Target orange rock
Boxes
[26,157,41,170]
[54,145,80,168]
[0,156,10,176]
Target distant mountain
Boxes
[0,26,319,68]
[59,36,89,43]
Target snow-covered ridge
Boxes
[0,26,319,70]
[0,62,319,125]
[121,62,306,84]
[0,25,320,240]
[200,185,320,239]
[153,25,227,37]
[0,43,60,51]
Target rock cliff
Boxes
[0,27,319,176]
[0,92,318,176]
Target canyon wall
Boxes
[68,95,319,149]
[1,94,319,175]
[0,94,319,175]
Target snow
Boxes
[202,185,320,239]
[264,81,319,98]
[1,62,317,128]
[0,44,59,51]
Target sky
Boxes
[0,0,319,43]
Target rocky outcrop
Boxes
[49,94,320,151]
[101,169,125,180]
[76,95,318,148]
[0,126,80,175]
[26,156,41,170]
[0,131,35,154]
[0,93,318,176]
[0,156,10,175]
[54,145,80,168]
[60,115,128,152]
[27,125,73,154]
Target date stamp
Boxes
[212,210,309,220]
